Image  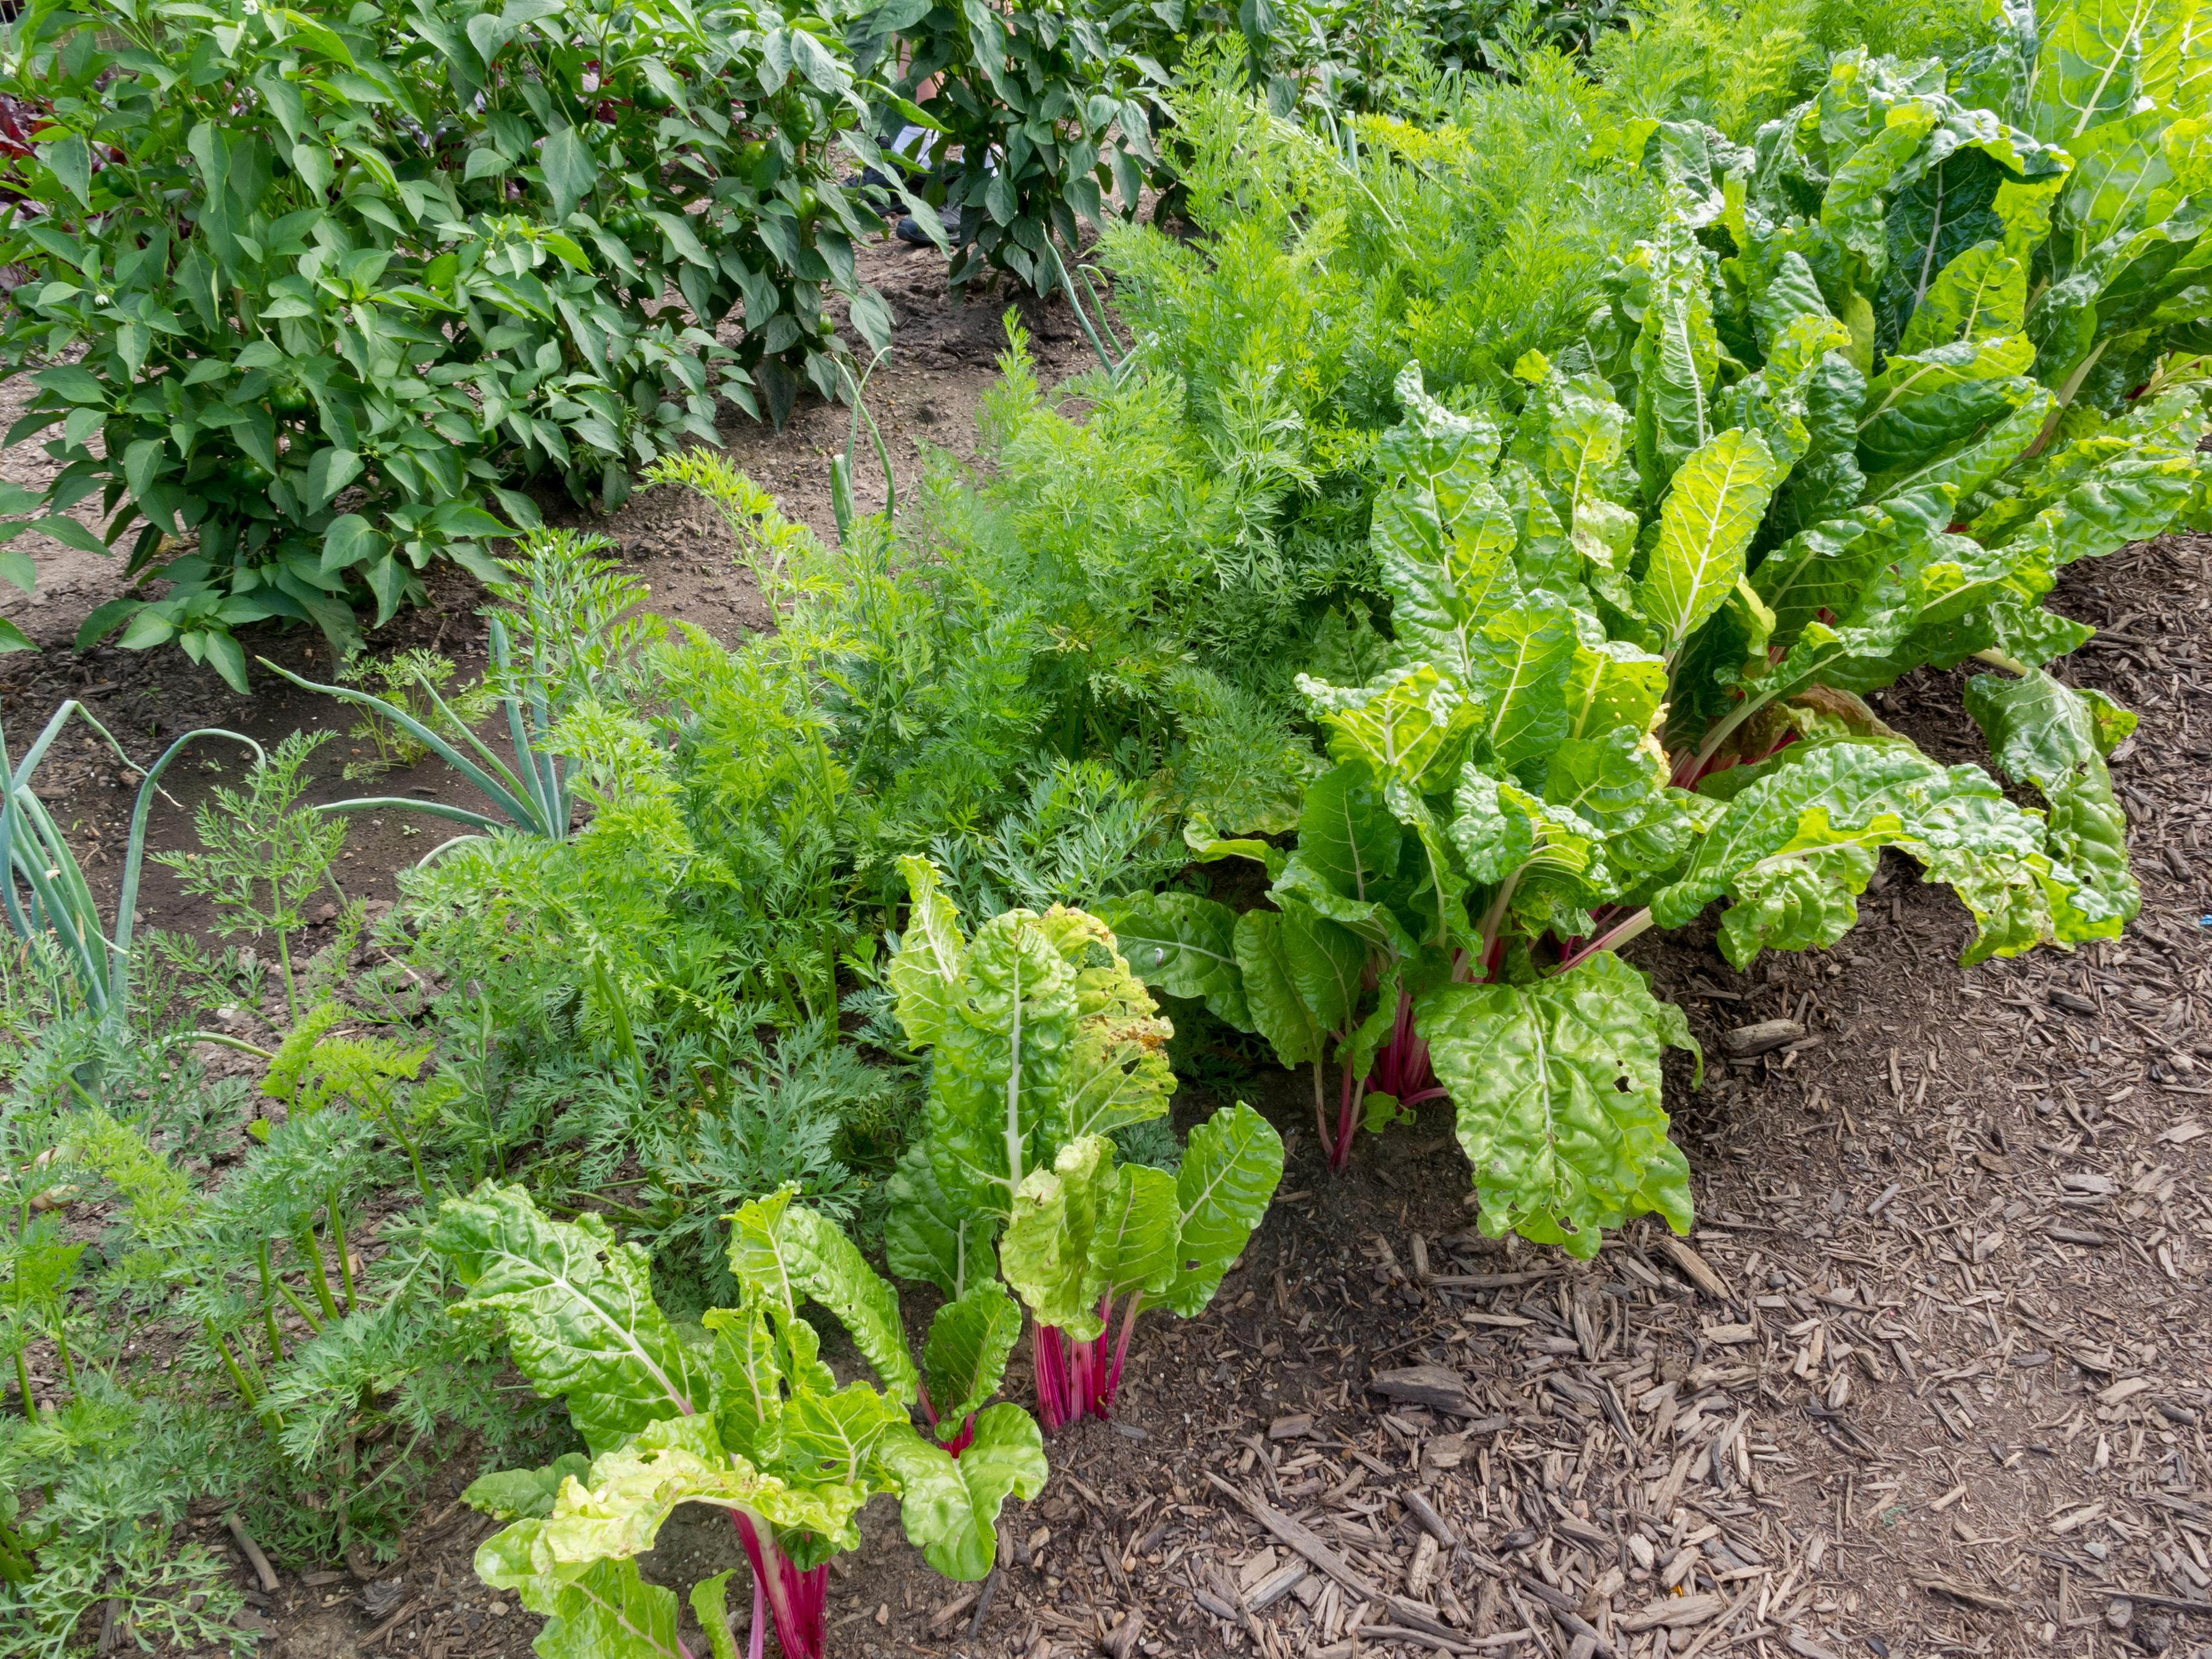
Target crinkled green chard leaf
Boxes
[1564,638,1669,742]
[922,1280,1022,1429]
[689,1574,743,1659]
[1463,601,1578,779]
[888,853,970,1049]
[922,906,1078,1215]
[1654,737,2099,964]
[1628,214,1723,498]
[1165,1102,1285,1316]
[873,1404,1047,1581]
[1301,665,1476,791]
[489,1416,866,1576]
[1963,666,2141,939]
[473,1555,684,1659]
[2029,0,2179,142]
[1094,891,1248,1028]
[885,1142,1000,1301]
[999,1134,1179,1338]
[1856,337,2040,481]
[1969,390,2212,570]
[1898,242,2029,353]
[1543,727,1707,876]
[430,1184,706,1456]
[728,1189,920,1406]
[1417,954,1697,1259]
[1640,427,1783,657]
[463,1453,594,1522]
[1369,381,1522,683]
[1226,907,1328,1070]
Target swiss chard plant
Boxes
[1101,15,2210,1257]
[0,0,903,685]
[882,857,1282,1431]
[433,1183,1044,1659]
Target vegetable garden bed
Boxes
[2,6,2210,1657]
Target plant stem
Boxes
[276,931,297,1025]
[298,1227,341,1326]
[328,1197,356,1315]
[257,1238,289,1359]
[12,1348,30,1415]
[1555,908,1655,972]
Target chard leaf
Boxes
[1857,341,2039,478]
[922,1281,1021,1429]
[1963,667,2141,938]
[885,1144,999,1301]
[1640,428,1782,653]
[1900,242,2029,351]
[780,1382,906,1481]
[1231,908,1329,1068]
[1631,216,1722,497]
[1000,1133,1116,1338]
[488,1415,866,1573]
[690,1574,742,1659]
[1301,665,1475,789]
[1449,769,1537,884]
[876,1405,1046,1581]
[1465,602,1577,774]
[1544,728,1702,874]
[703,1302,785,1467]
[1166,1102,1284,1316]
[1268,899,1366,1035]
[891,854,971,1049]
[473,1555,685,1659]
[432,1184,706,1456]
[1418,954,1697,1259]
[2030,0,2175,142]
[1093,1160,1180,1300]
[1717,828,1887,965]
[1564,638,1668,740]
[1039,908,1178,1145]
[748,1196,920,1407]
[1657,737,2098,962]
[1289,763,1407,910]
[1094,892,1248,1027]
[463,1453,594,1522]
[927,911,1078,1215]
[1370,467,1521,685]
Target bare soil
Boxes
[6,244,2210,1659]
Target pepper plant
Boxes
[857,0,1167,292]
[434,1183,1043,1659]
[1102,19,2210,1256]
[882,858,1282,1432]
[0,0,899,686]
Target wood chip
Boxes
[1652,1235,1731,1301]
[1721,1019,1805,1056]
[1101,1608,1143,1659]
[1916,1577,2013,1613]
[1367,1365,1475,1413]
[1618,1592,1728,1631]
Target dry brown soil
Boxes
[4,241,2209,1659]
